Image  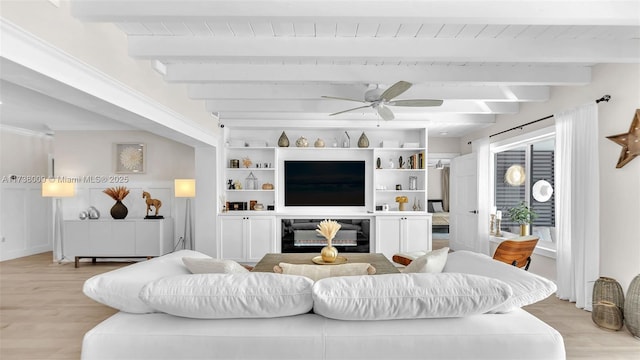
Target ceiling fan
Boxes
[322,81,443,121]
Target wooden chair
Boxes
[492,236,539,271]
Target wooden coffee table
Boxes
[252,253,400,275]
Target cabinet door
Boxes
[219,217,245,261]
[404,216,431,252]
[88,222,113,255]
[135,221,161,256]
[246,217,275,262]
[64,221,89,258]
[375,217,402,259]
[109,221,136,255]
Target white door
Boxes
[450,153,478,251]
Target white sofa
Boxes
[81,250,565,360]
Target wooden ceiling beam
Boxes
[204,99,519,114]
[188,83,549,102]
[166,64,590,85]
[129,36,640,63]
[72,1,640,26]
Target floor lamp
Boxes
[42,180,75,262]
[174,179,195,250]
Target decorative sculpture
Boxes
[142,191,163,218]
[607,109,639,168]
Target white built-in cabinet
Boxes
[219,215,276,262]
[218,127,431,262]
[375,215,432,259]
[64,219,173,259]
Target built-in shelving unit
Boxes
[217,127,431,262]
[221,128,428,215]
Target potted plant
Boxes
[508,201,538,236]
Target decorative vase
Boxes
[110,200,128,219]
[278,131,290,147]
[592,301,624,331]
[519,224,529,236]
[314,138,325,147]
[295,136,308,147]
[376,157,381,169]
[321,245,338,263]
[624,274,640,339]
[357,132,369,148]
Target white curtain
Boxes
[554,102,600,311]
[473,137,491,255]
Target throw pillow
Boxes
[403,247,449,273]
[273,263,376,281]
[182,257,249,274]
[432,202,444,212]
[83,250,210,313]
[443,250,557,312]
[312,273,512,320]
[139,273,314,319]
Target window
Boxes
[492,129,556,245]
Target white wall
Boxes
[461,64,640,292]
[0,126,53,176]
[0,128,197,261]
[54,130,194,181]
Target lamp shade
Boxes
[42,180,75,198]
[175,179,196,198]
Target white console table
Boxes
[64,219,174,267]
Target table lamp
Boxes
[42,180,75,262]
[174,179,195,250]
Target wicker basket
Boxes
[592,301,623,331]
[593,277,625,314]
[624,274,640,339]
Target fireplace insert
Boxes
[281,219,370,253]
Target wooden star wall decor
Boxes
[607,109,640,168]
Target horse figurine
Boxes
[142,191,162,216]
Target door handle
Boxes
[469,210,478,214]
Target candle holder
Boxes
[495,219,502,237]
[490,214,496,235]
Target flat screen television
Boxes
[284,160,365,206]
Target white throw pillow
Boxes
[443,250,557,312]
[312,273,512,320]
[274,262,375,281]
[139,273,314,319]
[403,247,449,273]
[182,257,249,274]
[432,202,444,212]
[83,250,210,313]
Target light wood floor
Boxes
[1,252,639,359]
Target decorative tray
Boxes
[311,256,348,265]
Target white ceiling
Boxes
[2,1,639,138]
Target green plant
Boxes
[508,202,538,224]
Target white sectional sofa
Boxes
[81,250,565,360]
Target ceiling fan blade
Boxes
[329,105,372,116]
[386,99,444,107]
[375,104,395,121]
[321,95,367,103]
[379,81,412,101]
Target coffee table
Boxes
[252,253,400,275]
